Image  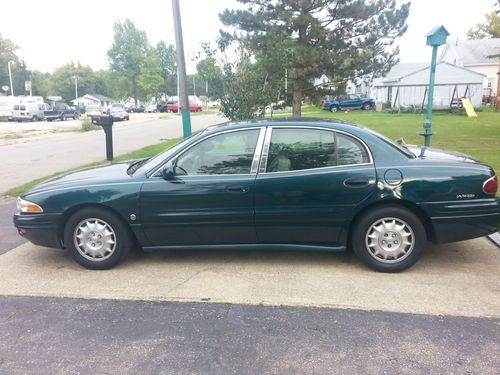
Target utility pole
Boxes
[8,61,14,96]
[172,0,192,137]
[73,75,78,100]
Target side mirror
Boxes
[161,161,175,180]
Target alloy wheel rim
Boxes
[73,218,116,261]
[365,217,414,263]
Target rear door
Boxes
[254,126,376,244]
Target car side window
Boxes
[266,128,369,172]
[337,134,370,165]
[266,128,336,172]
[176,129,260,175]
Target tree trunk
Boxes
[292,81,302,117]
[132,75,138,105]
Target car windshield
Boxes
[133,131,204,176]
[110,107,122,113]
[363,127,415,158]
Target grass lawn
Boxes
[272,106,500,173]
[7,106,500,196]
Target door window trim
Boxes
[149,127,267,178]
[258,126,373,175]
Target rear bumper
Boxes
[13,213,63,249]
[418,198,500,244]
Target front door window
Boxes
[176,129,260,175]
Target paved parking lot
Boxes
[0,237,498,317]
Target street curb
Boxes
[488,232,500,248]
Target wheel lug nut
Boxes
[388,244,392,248]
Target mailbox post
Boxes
[419,25,449,148]
[91,115,114,161]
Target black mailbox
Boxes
[91,115,114,161]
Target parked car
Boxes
[12,102,49,122]
[44,102,80,121]
[14,119,499,271]
[127,105,145,113]
[107,106,129,121]
[163,101,203,113]
[145,104,158,113]
[322,94,375,112]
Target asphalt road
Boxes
[0,113,222,194]
[0,296,498,375]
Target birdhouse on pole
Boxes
[425,25,450,47]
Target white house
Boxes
[71,94,114,108]
[439,38,500,97]
[372,62,485,110]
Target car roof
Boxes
[203,117,364,135]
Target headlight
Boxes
[17,198,43,214]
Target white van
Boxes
[12,101,50,122]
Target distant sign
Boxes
[25,81,32,92]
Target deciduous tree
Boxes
[107,19,149,105]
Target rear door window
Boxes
[265,128,369,172]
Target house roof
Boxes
[374,62,485,87]
[85,94,114,102]
[439,39,500,65]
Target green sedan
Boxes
[14,118,500,272]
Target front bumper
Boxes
[13,213,63,249]
[419,198,500,244]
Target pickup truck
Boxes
[322,94,374,112]
[44,102,80,121]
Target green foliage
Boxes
[81,117,100,132]
[0,33,30,95]
[139,49,164,101]
[219,0,410,116]
[197,57,225,99]
[219,57,282,121]
[30,70,50,98]
[467,11,500,39]
[107,19,149,104]
[156,41,177,97]
[50,62,100,102]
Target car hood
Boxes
[407,145,484,165]
[25,163,133,196]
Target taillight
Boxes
[483,175,498,194]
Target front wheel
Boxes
[351,206,426,272]
[64,207,132,270]
[362,103,372,110]
[329,105,339,113]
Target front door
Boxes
[255,127,376,244]
[140,128,264,246]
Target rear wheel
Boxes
[61,114,66,121]
[329,105,339,113]
[64,207,132,270]
[351,206,426,272]
[362,103,372,110]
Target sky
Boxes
[0,0,496,74]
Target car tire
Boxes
[31,116,38,122]
[64,207,132,270]
[329,105,339,113]
[61,115,66,121]
[362,103,372,110]
[351,205,426,272]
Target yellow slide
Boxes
[461,97,477,117]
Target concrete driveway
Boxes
[0,237,498,318]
